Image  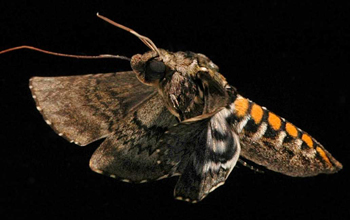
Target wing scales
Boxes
[30,71,156,146]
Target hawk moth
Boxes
[7,14,343,203]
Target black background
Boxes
[1,1,349,219]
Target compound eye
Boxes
[145,60,166,81]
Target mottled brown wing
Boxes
[89,104,241,203]
[30,71,156,146]
[89,93,179,182]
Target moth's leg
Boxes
[238,159,264,174]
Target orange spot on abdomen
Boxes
[316,146,332,166]
[286,122,298,137]
[268,112,282,130]
[251,104,264,124]
[302,133,314,148]
[234,97,249,118]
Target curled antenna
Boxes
[96,13,161,55]
[0,45,130,61]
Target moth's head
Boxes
[95,14,173,86]
[131,49,172,86]
[95,14,234,120]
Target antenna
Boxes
[0,45,130,61]
[0,14,157,60]
[96,13,161,55]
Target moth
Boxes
[2,14,342,203]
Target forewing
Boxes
[89,93,179,182]
[30,71,156,146]
[89,105,240,202]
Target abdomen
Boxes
[228,95,342,177]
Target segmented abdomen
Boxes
[228,95,342,177]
